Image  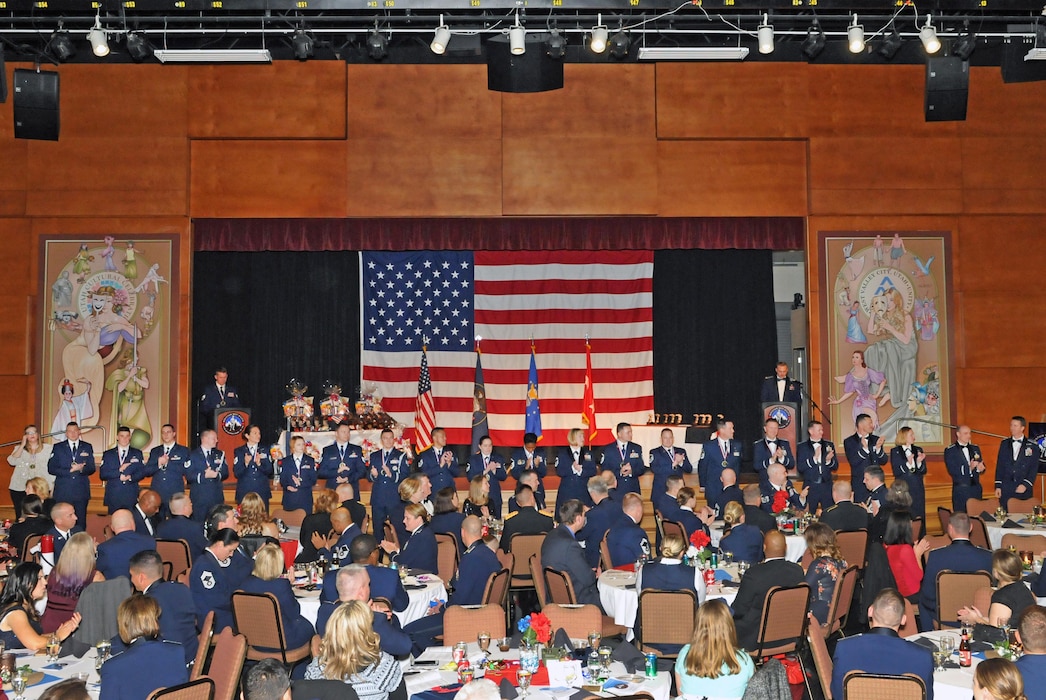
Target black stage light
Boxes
[801,20,825,60]
[878,25,903,60]
[367,30,388,60]
[952,32,975,61]
[126,31,153,62]
[546,29,567,58]
[608,30,630,59]
[292,29,314,61]
[48,30,76,62]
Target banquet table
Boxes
[405,640,671,700]
[597,568,738,633]
[296,570,448,627]
[908,630,979,700]
[8,647,101,700]
[985,516,1046,551]
[709,522,808,563]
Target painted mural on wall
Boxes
[41,237,177,450]
[820,232,952,450]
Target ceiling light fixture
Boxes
[153,49,272,63]
[125,31,153,62]
[546,28,567,58]
[431,15,451,55]
[509,12,525,55]
[757,13,774,55]
[848,14,865,54]
[367,29,388,60]
[609,28,630,58]
[292,28,314,60]
[920,15,941,54]
[952,30,976,61]
[1027,23,1046,60]
[637,46,750,61]
[801,20,825,60]
[48,28,76,62]
[591,14,608,54]
[87,14,110,57]
[878,24,902,59]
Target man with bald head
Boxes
[944,424,986,512]
[606,493,651,567]
[819,481,870,532]
[96,508,157,579]
[133,489,162,537]
[314,565,412,657]
[731,530,804,650]
[714,468,744,520]
[316,507,361,561]
[449,516,501,606]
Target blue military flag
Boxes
[525,345,543,441]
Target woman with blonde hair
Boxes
[238,543,316,651]
[238,491,280,557]
[380,503,437,574]
[25,476,55,515]
[638,533,701,655]
[298,488,340,563]
[388,475,432,544]
[891,425,927,531]
[304,600,405,700]
[675,599,754,699]
[959,549,1035,628]
[41,532,104,632]
[717,501,763,563]
[974,658,1027,700]
[7,425,53,517]
[462,475,490,518]
[803,522,847,625]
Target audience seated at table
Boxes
[126,549,198,664]
[95,509,156,580]
[320,535,408,613]
[304,600,406,700]
[830,588,934,700]
[239,543,318,651]
[238,491,282,558]
[99,595,188,700]
[508,469,546,514]
[918,512,993,631]
[974,657,1025,700]
[803,523,848,625]
[315,565,411,658]
[338,482,371,532]
[316,507,362,561]
[297,489,341,563]
[7,495,51,554]
[499,484,553,550]
[870,479,912,542]
[714,469,745,521]
[449,516,501,606]
[26,477,56,524]
[883,509,930,602]
[41,532,104,632]
[740,485,777,535]
[190,527,252,632]
[1016,605,1046,690]
[958,548,1035,629]
[39,678,92,700]
[461,476,491,519]
[580,475,623,567]
[429,487,466,551]
[607,493,652,567]
[154,492,209,561]
[380,503,437,574]
[759,464,808,514]
[818,482,870,533]
[674,487,712,540]
[541,499,604,610]
[637,533,701,598]
[386,477,430,546]
[0,562,80,652]
[731,531,803,651]
[46,500,82,562]
[717,502,763,564]
[675,599,754,700]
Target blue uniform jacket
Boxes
[717,523,764,563]
[238,575,316,649]
[199,383,241,424]
[156,515,209,562]
[466,453,508,516]
[580,498,625,568]
[145,443,191,504]
[831,628,933,700]
[48,440,96,504]
[99,446,146,512]
[944,441,984,511]
[843,433,888,501]
[509,448,547,499]
[279,454,318,513]
[187,447,229,520]
[318,442,366,491]
[190,549,251,632]
[606,521,650,567]
[918,539,993,629]
[96,530,157,580]
[416,447,461,495]
[697,440,742,507]
[396,525,438,574]
[47,525,84,562]
[315,604,412,658]
[796,440,838,485]
[99,638,188,700]
[752,438,795,483]
[144,579,199,663]
[233,444,274,503]
[368,449,409,508]
[554,447,597,510]
[648,446,693,499]
[449,541,501,606]
[599,441,646,495]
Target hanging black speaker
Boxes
[13,69,60,141]
[924,56,968,122]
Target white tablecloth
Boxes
[908,630,977,700]
[986,519,1046,551]
[631,426,703,471]
[598,568,743,632]
[709,522,807,563]
[297,572,448,627]
[11,647,100,700]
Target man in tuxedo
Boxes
[145,424,191,520]
[500,485,553,551]
[742,486,777,535]
[843,413,888,503]
[599,423,646,496]
[96,509,157,580]
[315,564,412,657]
[796,420,838,514]
[541,500,603,610]
[698,419,741,508]
[649,428,693,500]
[760,362,803,403]
[753,418,795,484]
[732,531,804,651]
[944,425,986,513]
[510,432,547,508]
[508,471,547,514]
[654,474,686,521]
[46,502,83,561]
[580,476,624,568]
[368,429,408,541]
[466,435,508,516]
[832,588,934,700]
[155,492,208,561]
[918,512,993,630]
[819,482,870,533]
[100,426,146,514]
[132,490,162,537]
[187,429,228,522]
[416,427,460,494]
[318,422,365,492]
[198,366,240,431]
[47,422,96,525]
[128,550,199,664]
[995,416,1039,512]
[606,493,651,567]
[759,464,808,513]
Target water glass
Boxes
[517,669,533,697]
[932,646,948,672]
[598,645,613,674]
[587,631,601,651]
[586,650,600,679]
[477,631,491,652]
[498,637,511,652]
[10,670,27,700]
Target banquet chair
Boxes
[972,586,993,617]
[842,671,926,700]
[156,538,193,580]
[806,612,834,700]
[967,497,1001,518]
[910,518,923,541]
[822,564,859,639]
[84,513,112,542]
[443,604,506,645]
[147,678,216,700]
[1001,533,1046,552]
[921,535,951,567]
[206,628,246,700]
[231,591,312,670]
[482,568,511,612]
[898,600,918,639]
[834,530,869,571]
[543,568,627,638]
[495,550,514,579]
[190,611,215,680]
[660,519,686,545]
[272,508,306,527]
[749,584,812,698]
[543,604,602,641]
[509,533,546,590]
[529,553,548,609]
[382,521,400,565]
[800,549,814,572]
[434,533,460,589]
[968,517,991,550]
[599,532,613,572]
[653,511,665,551]
[937,507,951,537]
[20,534,42,563]
[936,570,992,629]
[636,589,696,658]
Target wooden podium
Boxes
[761,402,800,448]
[215,407,250,459]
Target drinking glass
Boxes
[940,634,956,658]
[498,637,511,652]
[598,645,613,674]
[46,633,60,663]
[477,632,491,652]
[587,631,601,651]
[932,646,948,672]
[586,650,600,680]
[517,669,532,698]
[10,670,27,700]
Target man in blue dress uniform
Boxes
[155,492,209,560]
[698,419,741,509]
[187,429,228,522]
[198,366,240,431]
[279,435,318,514]
[843,413,888,504]
[145,424,191,520]
[943,425,986,513]
[47,422,96,526]
[233,424,274,506]
[649,428,693,500]
[128,550,199,664]
[752,418,795,485]
[510,433,547,509]
[599,423,646,496]
[417,427,460,494]
[318,422,366,492]
[995,416,1039,512]
[606,493,651,567]
[796,420,838,515]
[100,426,146,514]
[96,509,157,580]
[760,362,803,403]
[368,429,408,539]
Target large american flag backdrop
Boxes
[361,250,654,447]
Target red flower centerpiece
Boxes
[688,530,712,564]
[772,489,790,514]
[518,612,552,646]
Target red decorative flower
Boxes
[529,612,552,644]
[772,490,789,514]
[690,530,711,549]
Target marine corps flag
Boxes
[582,340,598,442]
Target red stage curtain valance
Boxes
[192,217,804,251]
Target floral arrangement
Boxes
[993,638,1019,661]
[772,490,790,514]
[517,612,552,646]
[686,530,712,563]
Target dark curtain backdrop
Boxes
[653,250,778,471]
[191,252,361,443]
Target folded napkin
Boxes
[981,511,996,523]
[499,678,518,699]
[714,569,733,581]
[1003,519,1023,529]
[413,684,463,700]
[721,580,741,588]
[611,641,646,674]
[912,637,937,650]
[553,628,573,651]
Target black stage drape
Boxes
[652,249,778,471]
[191,251,361,442]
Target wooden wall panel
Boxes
[808,137,963,214]
[0,297,32,375]
[958,369,1046,432]
[60,66,188,139]
[347,65,501,139]
[656,63,809,139]
[503,64,655,139]
[963,68,1046,137]
[190,140,348,218]
[961,138,1046,213]
[657,140,808,216]
[502,138,657,215]
[962,292,1046,369]
[188,63,347,139]
[0,139,27,217]
[0,220,33,298]
[24,138,188,217]
[955,217,1046,293]
[345,138,502,217]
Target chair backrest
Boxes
[967,497,1000,518]
[1001,533,1046,552]
[750,583,811,659]
[482,568,511,609]
[147,678,216,700]
[544,567,577,605]
[653,511,665,550]
[434,533,459,588]
[968,517,991,550]
[936,570,992,628]
[972,586,993,616]
[937,507,951,537]
[190,611,215,680]
[509,534,546,586]
[909,518,922,542]
[495,550,514,578]
[637,589,696,654]
[206,628,246,700]
[599,532,613,572]
[661,519,686,544]
[800,549,814,572]
[898,600,918,639]
[21,534,42,563]
[921,535,951,567]
[443,604,506,645]
[177,571,190,585]
[272,508,307,527]
[84,513,111,542]
[806,612,834,700]
[529,553,547,609]
[835,530,869,571]
[824,564,860,638]
[842,671,926,700]
[542,604,603,640]
[231,591,288,660]
[383,521,400,551]
[156,538,193,581]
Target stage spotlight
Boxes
[608,29,630,58]
[801,20,825,60]
[848,14,865,54]
[546,29,567,58]
[88,15,109,57]
[125,31,153,62]
[952,31,975,60]
[591,15,608,54]
[509,13,525,55]
[431,16,451,55]
[48,29,76,62]
[292,29,314,60]
[920,15,941,54]
[757,14,774,55]
[878,24,902,59]
[367,30,388,60]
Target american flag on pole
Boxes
[361,251,653,446]
[413,347,436,451]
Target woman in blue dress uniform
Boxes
[555,428,597,512]
[189,528,251,632]
[238,543,316,651]
[279,436,318,514]
[234,425,274,507]
[380,503,438,574]
[99,595,188,700]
